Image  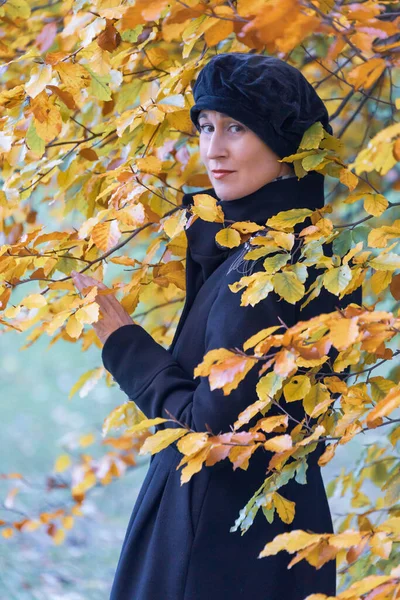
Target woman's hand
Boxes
[71,270,135,345]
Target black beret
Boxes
[190,52,333,160]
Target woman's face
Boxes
[198,109,293,201]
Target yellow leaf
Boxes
[302,151,328,171]
[53,528,66,545]
[233,398,272,431]
[329,316,359,350]
[243,325,281,351]
[369,253,400,271]
[369,376,397,402]
[4,305,21,318]
[72,471,97,496]
[4,0,31,19]
[75,302,100,325]
[66,314,83,339]
[31,90,62,142]
[303,383,330,417]
[20,293,47,308]
[370,270,392,294]
[180,444,212,484]
[297,424,325,446]
[192,194,224,223]
[69,367,103,399]
[257,414,288,433]
[241,272,274,307]
[369,531,392,559]
[368,224,400,249]
[55,62,91,91]
[269,231,295,251]
[136,155,162,174]
[323,265,352,294]
[54,454,71,473]
[21,519,41,532]
[204,6,234,46]
[266,208,312,231]
[338,575,391,597]
[25,64,53,99]
[45,311,70,335]
[209,354,255,396]
[162,210,187,239]
[363,193,388,217]
[215,228,241,248]
[333,346,361,372]
[102,403,147,436]
[283,375,311,402]
[272,492,296,524]
[264,434,292,453]
[367,384,400,425]
[339,167,358,191]
[62,516,74,530]
[328,530,362,548]
[230,221,264,235]
[176,432,209,456]
[318,443,337,466]
[91,220,121,252]
[378,517,400,536]
[263,253,289,274]
[272,271,305,303]
[193,348,234,377]
[138,428,187,455]
[347,58,386,91]
[79,433,95,447]
[1,528,15,539]
[125,417,169,434]
[259,530,324,557]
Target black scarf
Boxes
[169,170,326,353]
[181,169,325,281]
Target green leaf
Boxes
[26,120,45,157]
[295,460,308,485]
[84,66,112,101]
[333,230,353,257]
[121,26,144,43]
[262,253,289,274]
[352,225,371,245]
[256,372,284,403]
[301,150,328,171]
[299,121,324,150]
[262,504,276,524]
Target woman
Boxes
[72,53,355,599]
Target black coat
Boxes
[102,171,361,599]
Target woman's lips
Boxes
[212,171,235,179]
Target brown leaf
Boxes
[97,20,121,52]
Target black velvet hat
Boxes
[190,52,333,160]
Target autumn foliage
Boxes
[1,0,400,597]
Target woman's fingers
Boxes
[71,270,133,327]
[71,270,108,290]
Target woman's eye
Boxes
[199,124,243,133]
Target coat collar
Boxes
[180,170,325,271]
[168,171,326,354]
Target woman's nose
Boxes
[206,133,228,159]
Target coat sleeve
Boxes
[101,268,301,436]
